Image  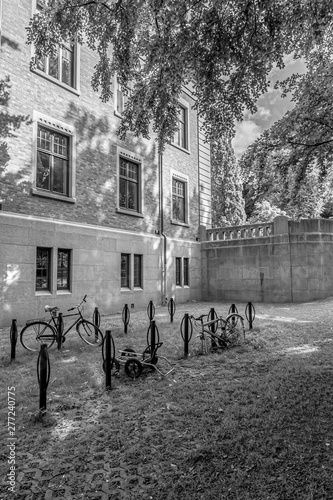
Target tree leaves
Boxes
[26,0,333,151]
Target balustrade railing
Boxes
[206,222,273,241]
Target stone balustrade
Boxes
[206,222,274,241]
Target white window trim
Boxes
[170,169,190,227]
[171,96,190,154]
[116,146,144,217]
[30,1,81,95]
[35,246,73,296]
[32,111,77,203]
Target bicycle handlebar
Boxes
[67,295,88,312]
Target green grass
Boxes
[1,300,333,499]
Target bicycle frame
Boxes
[48,308,84,339]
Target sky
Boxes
[232,55,307,160]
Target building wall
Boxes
[202,217,333,303]
[0,211,202,327]
[0,1,209,327]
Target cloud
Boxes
[232,120,261,159]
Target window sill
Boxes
[134,287,143,292]
[170,142,190,155]
[116,208,144,218]
[171,219,189,228]
[35,290,52,296]
[121,287,131,292]
[56,290,72,295]
[32,188,76,204]
[31,68,81,96]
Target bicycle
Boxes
[20,295,104,351]
[190,312,245,354]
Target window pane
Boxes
[53,133,68,156]
[119,177,127,208]
[36,152,51,190]
[184,258,189,286]
[176,258,181,286]
[61,46,74,86]
[57,249,70,290]
[117,87,124,114]
[121,254,130,288]
[134,254,142,288]
[172,195,185,222]
[36,248,51,291]
[37,127,51,151]
[120,159,127,177]
[49,51,59,79]
[127,181,138,210]
[53,157,68,195]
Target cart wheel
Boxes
[125,358,143,379]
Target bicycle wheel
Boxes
[225,314,245,346]
[76,320,104,346]
[20,321,56,351]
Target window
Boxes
[37,125,69,196]
[172,178,186,223]
[173,106,187,149]
[176,257,182,286]
[57,249,71,290]
[184,258,189,286]
[134,254,143,288]
[33,112,76,202]
[121,254,130,288]
[119,157,139,212]
[33,1,79,91]
[36,247,51,291]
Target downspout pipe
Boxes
[158,152,167,304]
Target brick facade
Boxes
[0,0,211,327]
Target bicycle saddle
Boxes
[44,305,60,312]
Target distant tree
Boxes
[211,136,245,227]
[248,200,287,224]
[26,0,333,151]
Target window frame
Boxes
[134,254,143,289]
[176,257,182,287]
[32,111,76,203]
[57,249,71,291]
[36,247,52,292]
[121,253,131,289]
[171,170,190,227]
[30,0,80,95]
[171,98,190,153]
[116,147,144,217]
[183,257,190,287]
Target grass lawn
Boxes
[1,299,333,499]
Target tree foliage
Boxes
[211,136,245,227]
[240,24,333,220]
[26,0,333,150]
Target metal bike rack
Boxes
[245,302,256,330]
[180,313,193,358]
[168,298,176,323]
[10,319,18,361]
[37,344,51,411]
[147,300,155,321]
[122,304,130,334]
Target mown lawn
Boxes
[1,300,333,499]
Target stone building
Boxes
[0,0,212,327]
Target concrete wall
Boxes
[202,216,333,303]
[0,212,202,327]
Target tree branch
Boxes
[287,138,333,148]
